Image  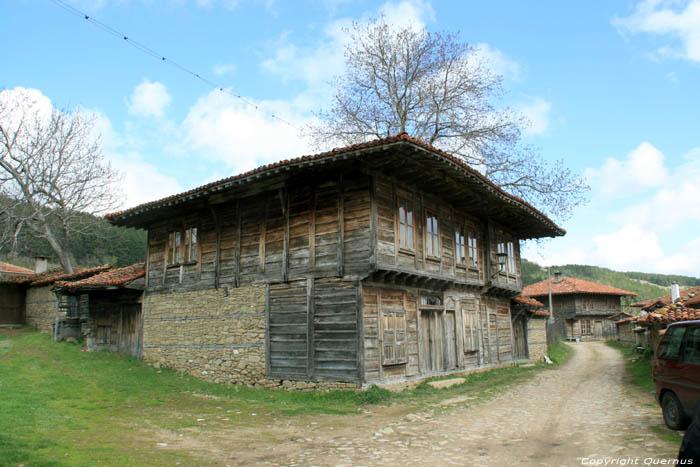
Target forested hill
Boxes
[522,259,700,304]
[0,213,146,270]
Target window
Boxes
[455,225,466,266]
[497,239,516,274]
[507,241,515,274]
[382,310,407,365]
[420,295,442,306]
[398,198,414,251]
[658,325,687,360]
[682,327,700,365]
[168,227,198,265]
[468,233,478,268]
[580,319,592,335]
[425,210,440,258]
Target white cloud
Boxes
[127,80,172,118]
[517,97,552,136]
[379,0,435,30]
[181,89,314,174]
[585,141,670,197]
[614,0,700,63]
[212,63,237,76]
[472,42,522,81]
[107,151,183,208]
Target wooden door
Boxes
[420,310,444,373]
[512,316,527,359]
[118,304,142,357]
[444,311,457,370]
[594,320,603,339]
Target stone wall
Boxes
[617,321,636,346]
[527,317,548,362]
[25,286,57,333]
[142,285,360,390]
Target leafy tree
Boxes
[0,88,121,273]
[308,18,589,221]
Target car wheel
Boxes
[661,392,690,430]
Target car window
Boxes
[682,326,700,365]
[658,325,687,360]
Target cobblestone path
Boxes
[248,342,678,466]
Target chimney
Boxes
[34,256,48,274]
[671,282,680,304]
[554,271,563,283]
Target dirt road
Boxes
[165,342,679,466]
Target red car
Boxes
[653,320,700,430]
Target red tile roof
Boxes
[0,262,34,274]
[614,317,638,325]
[630,285,700,309]
[0,265,112,287]
[106,133,564,238]
[522,276,637,298]
[513,295,550,316]
[636,306,700,325]
[54,263,145,291]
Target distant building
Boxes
[523,274,636,340]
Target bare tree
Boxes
[308,19,588,221]
[0,89,121,274]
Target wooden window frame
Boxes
[167,226,198,266]
[496,235,517,277]
[424,209,440,260]
[455,224,467,267]
[580,319,592,335]
[382,309,407,365]
[468,232,479,269]
[397,197,415,253]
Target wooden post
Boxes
[310,185,316,271]
[356,282,364,381]
[306,277,315,377]
[259,195,267,273]
[265,283,271,377]
[391,180,398,266]
[495,307,500,362]
[508,306,516,361]
[279,188,289,282]
[144,230,150,289]
[235,199,241,288]
[369,174,378,269]
[337,174,344,278]
[210,207,221,289]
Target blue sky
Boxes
[3,0,700,276]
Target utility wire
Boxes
[49,0,298,129]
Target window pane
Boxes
[658,326,687,360]
[683,327,700,364]
[174,232,181,263]
[190,228,198,261]
[399,204,406,223]
[408,225,413,249]
[400,224,406,246]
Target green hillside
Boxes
[521,259,699,306]
[0,212,146,270]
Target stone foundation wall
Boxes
[142,285,361,390]
[527,317,548,362]
[25,286,57,333]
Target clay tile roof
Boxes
[54,263,145,292]
[0,265,113,287]
[630,285,700,309]
[636,307,700,325]
[513,295,550,316]
[0,262,34,275]
[614,317,638,325]
[106,133,564,238]
[522,276,637,298]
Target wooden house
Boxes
[523,274,636,341]
[52,263,146,356]
[106,134,564,389]
[0,262,34,324]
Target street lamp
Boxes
[491,252,508,278]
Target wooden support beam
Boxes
[337,174,345,278]
[210,207,221,289]
[144,229,150,289]
[280,188,290,282]
[306,277,315,377]
[259,195,267,273]
[310,185,316,270]
[369,173,378,269]
[235,199,241,288]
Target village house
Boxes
[104,133,564,389]
[522,274,636,341]
[624,284,700,350]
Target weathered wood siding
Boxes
[373,175,522,290]
[145,172,372,295]
[362,284,515,383]
[267,278,359,381]
[0,284,25,324]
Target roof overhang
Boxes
[107,136,565,239]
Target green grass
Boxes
[547,338,573,365]
[0,327,571,466]
[606,340,655,393]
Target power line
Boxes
[49,0,298,129]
